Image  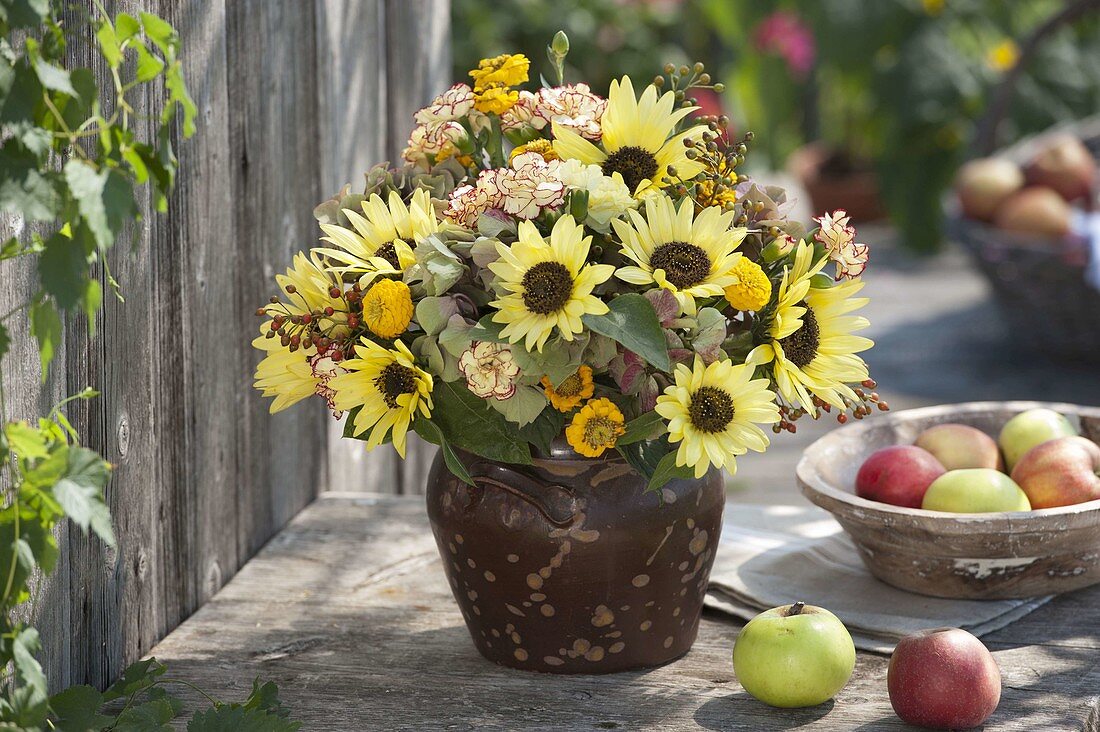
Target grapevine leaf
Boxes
[51,446,115,547]
[187,705,301,732]
[133,39,165,83]
[582,293,671,370]
[115,12,141,42]
[64,160,135,252]
[47,685,112,732]
[94,21,121,67]
[6,627,49,726]
[139,12,178,55]
[0,140,60,220]
[0,0,49,28]
[38,232,88,311]
[112,689,179,732]
[164,63,197,138]
[31,56,75,96]
[29,299,61,380]
[103,658,167,702]
[242,679,292,719]
[4,421,47,461]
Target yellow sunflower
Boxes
[329,339,434,457]
[552,76,705,196]
[488,215,615,352]
[565,398,626,457]
[260,250,349,336]
[747,242,874,414]
[542,365,595,411]
[315,188,440,284]
[655,357,780,478]
[251,331,318,413]
[612,195,747,316]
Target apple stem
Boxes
[787,601,806,617]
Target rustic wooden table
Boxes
[148,493,1100,731]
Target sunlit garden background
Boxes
[452,0,1100,498]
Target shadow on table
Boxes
[694,694,835,730]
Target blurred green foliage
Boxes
[451,0,1100,252]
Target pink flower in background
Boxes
[753,11,815,79]
[814,209,869,280]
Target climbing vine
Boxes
[0,0,297,728]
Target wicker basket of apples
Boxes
[797,401,1100,600]
[947,119,1100,362]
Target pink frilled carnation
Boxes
[753,11,815,79]
[533,83,606,139]
[402,120,467,163]
[500,90,545,132]
[444,152,565,227]
[814,209,869,280]
[415,83,476,124]
[458,341,520,400]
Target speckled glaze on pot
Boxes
[425,440,724,674]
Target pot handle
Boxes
[466,461,579,527]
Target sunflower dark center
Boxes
[521,261,574,315]
[555,373,583,396]
[649,241,711,289]
[373,362,418,409]
[375,242,401,269]
[688,386,735,433]
[601,145,658,193]
[778,302,820,368]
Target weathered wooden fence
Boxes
[0,0,448,692]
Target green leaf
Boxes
[32,56,75,96]
[133,40,165,82]
[0,56,42,125]
[0,505,59,604]
[616,439,666,481]
[4,421,48,461]
[94,21,121,67]
[242,679,292,719]
[29,299,62,380]
[64,160,135,252]
[187,705,301,732]
[48,685,113,732]
[140,12,178,55]
[413,417,474,486]
[429,381,532,465]
[103,658,167,702]
[52,446,115,547]
[582,293,670,371]
[115,13,141,42]
[39,233,89,311]
[484,384,547,428]
[164,63,197,138]
[83,278,102,336]
[0,0,49,27]
[6,627,49,726]
[647,450,694,493]
[515,407,565,455]
[113,690,179,732]
[0,141,60,220]
[618,412,665,446]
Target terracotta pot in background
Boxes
[425,443,725,674]
[788,142,886,222]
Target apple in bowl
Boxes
[921,469,1031,514]
[998,408,1077,471]
[855,445,946,509]
[915,424,1002,471]
[1011,436,1100,509]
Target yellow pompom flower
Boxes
[362,279,413,339]
[986,40,1019,72]
[469,53,530,89]
[329,339,433,458]
[473,83,519,114]
[655,357,780,478]
[565,398,626,458]
[724,258,772,312]
[510,138,560,162]
[541,365,595,411]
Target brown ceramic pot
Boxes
[425,441,724,674]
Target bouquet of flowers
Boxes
[252,34,883,490]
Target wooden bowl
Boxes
[797,401,1100,600]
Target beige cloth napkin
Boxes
[705,504,1051,654]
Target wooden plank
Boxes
[144,494,1100,731]
[315,0,398,494]
[225,0,328,559]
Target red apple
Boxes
[914,424,1003,471]
[992,186,1072,236]
[1025,133,1096,202]
[888,628,1001,730]
[856,446,946,509]
[1010,436,1100,509]
[955,157,1024,221]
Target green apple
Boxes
[921,469,1031,513]
[998,408,1076,471]
[732,602,856,708]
